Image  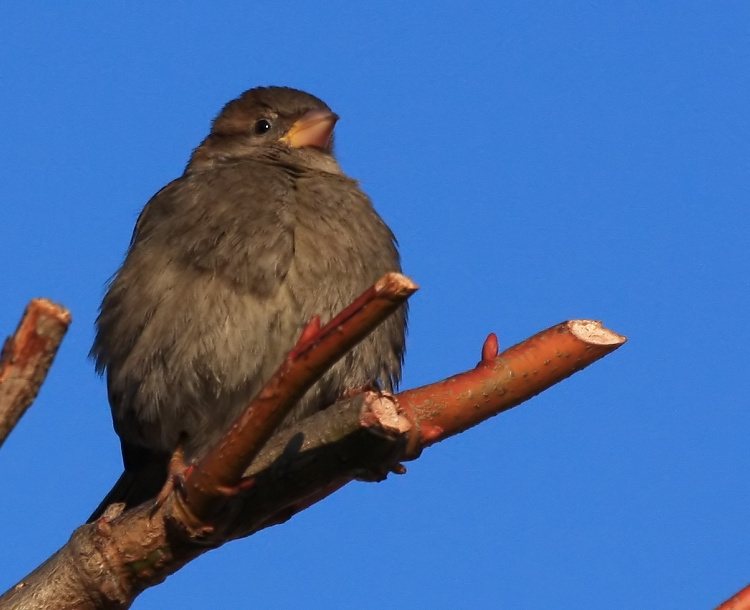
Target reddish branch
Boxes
[399,320,626,457]
[1,392,411,610]
[182,272,417,521]
[225,319,627,532]
[716,582,750,610]
[0,299,71,448]
[0,280,626,610]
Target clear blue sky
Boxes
[1,3,748,608]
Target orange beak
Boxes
[280,109,338,150]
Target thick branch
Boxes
[0,299,71,448]
[0,313,626,609]
[1,392,409,610]
[226,319,626,533]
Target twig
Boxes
[0,299,71,448]
[0,311,626,609]
[715,582,750,610]
[398,320,626,457]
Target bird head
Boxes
[187,87,342,173]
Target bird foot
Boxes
[150,444,195,516]
[390,462,407,475]
[211,476,257,498]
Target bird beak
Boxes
[280,110,338,150]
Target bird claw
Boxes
[150,444,195,516]
[150,442,256,521]
[212,476,256,497]
[390,462,407,475]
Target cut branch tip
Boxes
[568,320,627,345]
[374,272,419,297]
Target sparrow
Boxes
[89,86,406,521]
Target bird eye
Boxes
[253,119,273,135]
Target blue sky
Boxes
[1,3,748,608]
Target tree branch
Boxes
[398,320,626,457]
[0,299,71,448]
[0,285,626,609]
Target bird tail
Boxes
[88,461,168,523]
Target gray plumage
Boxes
[89,87,406,520]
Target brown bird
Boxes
[89,86,406,521]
